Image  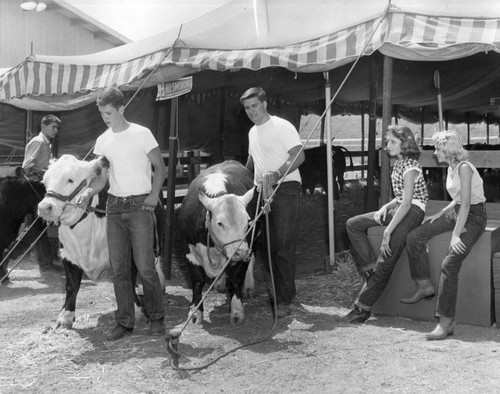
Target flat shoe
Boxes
[426,322,455,340]
[400,287,435,304]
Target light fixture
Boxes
[20,1,47,12]
[36,2,46,12]
[20,1,37,10]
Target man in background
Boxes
[22,114,63,273]
[22,114,61,177]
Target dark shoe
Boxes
[106,324,133,340]
[150,319,166,336]
[362,268,375,282]
[274,305,292,319]
[343,305,371,323]
[426,319,455,340]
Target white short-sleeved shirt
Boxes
[94,123,158,197]
[248,115,302,184]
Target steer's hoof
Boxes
[230,312,245,326]
[244,287,256,298]
[56,310,75,329]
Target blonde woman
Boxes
[404,130,487,340]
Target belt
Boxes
[108,194,148,203]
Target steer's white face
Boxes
[199,173,255,261]
[38,155,98,224]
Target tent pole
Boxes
[380,55,394,205]
[163,97,179,281]
[366,57,378,212]
[361,110,365,179]
[324,76,335,266]
[218,89,226,163]
[420,107,425,146]
[25,110,33,145]
[486,113,490,144]
[467,112,470,145]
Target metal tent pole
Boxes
[324,74,335,266]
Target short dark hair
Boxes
[41,114,61,127]
[387,125,421,160]
[240,87,267,104]
[96,87,126,109]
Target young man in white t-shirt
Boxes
[77,87,167,340]
[240,87,305,318]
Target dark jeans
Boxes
[406,203,487,319]
[259,181,301,305]
[107,194,164,328]
[346,204,425,310]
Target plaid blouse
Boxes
[391,157,428,208]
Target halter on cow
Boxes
[179,160,257,325]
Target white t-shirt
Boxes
[248,115,302,184]
[94,123,158,197]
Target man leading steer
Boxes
[76,87,167,340]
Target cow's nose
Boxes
[233,248,250,261]
[38,202,53,217]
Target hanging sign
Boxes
[156,76,193,101]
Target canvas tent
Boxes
[1,0,500,118]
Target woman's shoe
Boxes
[400,279,435,304]
[400,287,435,304]
[425,319,455,340]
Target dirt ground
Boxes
[1,249,500,394]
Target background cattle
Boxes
[37,155,165,329]
[179,160,257,325]
[0,172,52,283]
[300,145,354,200]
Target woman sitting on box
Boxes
[343,125,428,324]
[404,130,487,340]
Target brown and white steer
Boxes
[179,160,257,325]
[38,154,164,329]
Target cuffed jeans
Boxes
[107,194,164,328]
[406,203,487,319]
[259,181,301,305]
[347,204,425,310]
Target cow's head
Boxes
[38,154,108,225]
[199,187,255,261]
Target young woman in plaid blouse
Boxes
[344,125,428,324]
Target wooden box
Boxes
[368,219,500,327]
[492,252,500,327]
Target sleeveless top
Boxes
[446,161,485,204]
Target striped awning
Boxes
[2,10,500,109]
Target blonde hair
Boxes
[432,130,468,161]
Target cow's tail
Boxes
[338,146,354,170]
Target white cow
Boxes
[38,154,165,328]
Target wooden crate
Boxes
[368,216,500,327]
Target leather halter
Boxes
[205,210,246,262]
[45,179,87,202]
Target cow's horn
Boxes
[240,187,255,206]
[198,190,215,211]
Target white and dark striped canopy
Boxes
[2,0,500,111]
